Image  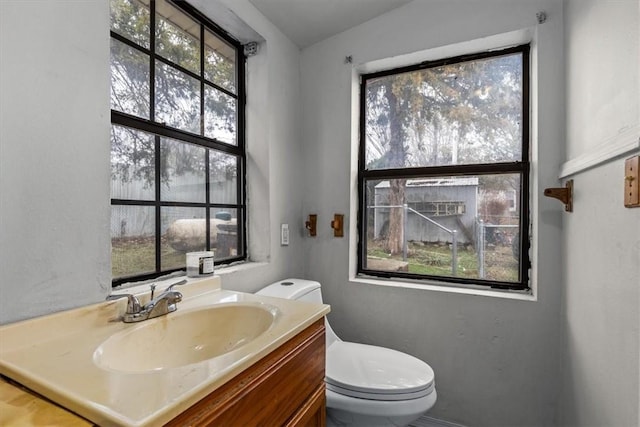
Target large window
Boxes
[358,45,530,290]
[110,0,246,285]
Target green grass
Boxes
[113,236,519,283]
[367,241,518,282]
[111,236,186,279]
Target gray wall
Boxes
[299,1,565,425]
[561,0,640,425]
[0,1,112,320]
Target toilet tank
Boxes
[256,279,324,304]
[256,278,340,347]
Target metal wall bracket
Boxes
[305,214,317,237]
[331,214,344,237]
[544,179,573,212]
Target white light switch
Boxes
[281,223,289,246]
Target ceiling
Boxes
[248,0,413,48]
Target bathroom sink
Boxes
[93,303,278,372]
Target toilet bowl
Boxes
[256,279,436,427]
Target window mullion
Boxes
[154,135,162,274]
[362,162,527,180]
[111,110,242,155]
[149,0,156,123]
[110,31,151,56]
[150,0,161,274]
[200,24,212,252]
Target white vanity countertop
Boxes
[0,277,329,426]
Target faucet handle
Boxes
[166,279,188,293]
[106,294,142,314]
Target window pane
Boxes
[111,38,150,118]
[161,208,240,268]
[365,53,523,170]
[155,0,200,74]
[111,125,155,200]
[204,85,237,144]
[155,61,200,133]
[209,151,238,204]
[205,30,236,93]
[111,205,155,279]
[160,137,206,203]
[110,0,150,49]
[210,208,239,260]
[364,174,521,283]
[162,207,206,270]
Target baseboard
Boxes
[410,414,468,427]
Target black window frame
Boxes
[357,44,531,291]
[110,0,247,286]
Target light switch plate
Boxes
[281,223,289,246]
[624,156,639,208]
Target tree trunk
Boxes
[387,179,406,254]
[383,81,406,255]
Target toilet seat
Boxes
[326,341,435,401]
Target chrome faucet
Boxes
[107,279,187,323]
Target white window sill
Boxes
[213,260,268,276]
[114,261,268,293]
[351,276,536,302]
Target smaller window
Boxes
[358,45,530,290]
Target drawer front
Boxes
[167,318,326,427]
[284,383,326,427]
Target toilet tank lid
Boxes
[256,278,321,300]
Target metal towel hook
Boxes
[544,179,573,212]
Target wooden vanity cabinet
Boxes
[166,318,326,427]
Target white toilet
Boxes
[256,279,437,427]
